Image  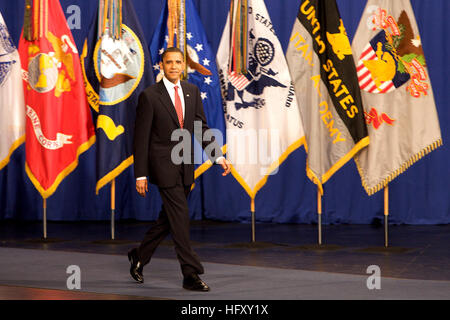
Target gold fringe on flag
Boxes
[355,139,443,196]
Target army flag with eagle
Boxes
[352,0,442,195]
[81,0,154,193]
[18,0,95,198]
[149,0,226,177]
[0,12,25,171]
[217,0,305,200]
[286,0,369,194]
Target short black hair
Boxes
[161,47,184,61]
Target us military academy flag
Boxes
[0,12,25,170]
[286,0,369,194]
[352,0,442,195]
[82,0,154,193]
[217,0,305,199]
[150,0,226,176]
[18,0,95,198]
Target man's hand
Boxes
[218,158,232,176]
[136,179,148,197]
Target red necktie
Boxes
[174,86,184,128]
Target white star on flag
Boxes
[204,77,212,85]
[195,43,203,52]
[159,48,164,55]
[200,92,207,100]
[165,35,169,43]
[202,58,210,66]
[186,32,193,40]
[153,64,160,71]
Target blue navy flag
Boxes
[149,0,226,177]
[81,0,155,193]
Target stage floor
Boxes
[0,220,449,299]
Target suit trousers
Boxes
[137,175,204,278]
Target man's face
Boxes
[160,51,185,83]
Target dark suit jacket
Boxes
[133,80,222,188]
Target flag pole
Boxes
[43,197,47,239]
[384,184,389,247]
[317,187,322,245]
[111,178,115,240]
[251,198,255,242]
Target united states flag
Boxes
[228,71,250,91]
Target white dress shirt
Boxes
[162,76,185,119]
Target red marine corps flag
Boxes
[19,0,95,199]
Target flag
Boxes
[18,0,95,198]
[217,0,305,199]
[0,12,25,171]
[81,0,154,193]
[149,0,226,177]
[352,0,442,195]
[285,0,369,194]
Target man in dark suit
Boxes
[129,47,231,291]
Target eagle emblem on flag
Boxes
[0,60,15,86]
[225,30,286,111]
[0,21,15,55]
[357,6,428,97]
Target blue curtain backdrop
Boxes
[0,0,448,225]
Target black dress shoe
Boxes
[128,248,144,283]
[183,274,210,292]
